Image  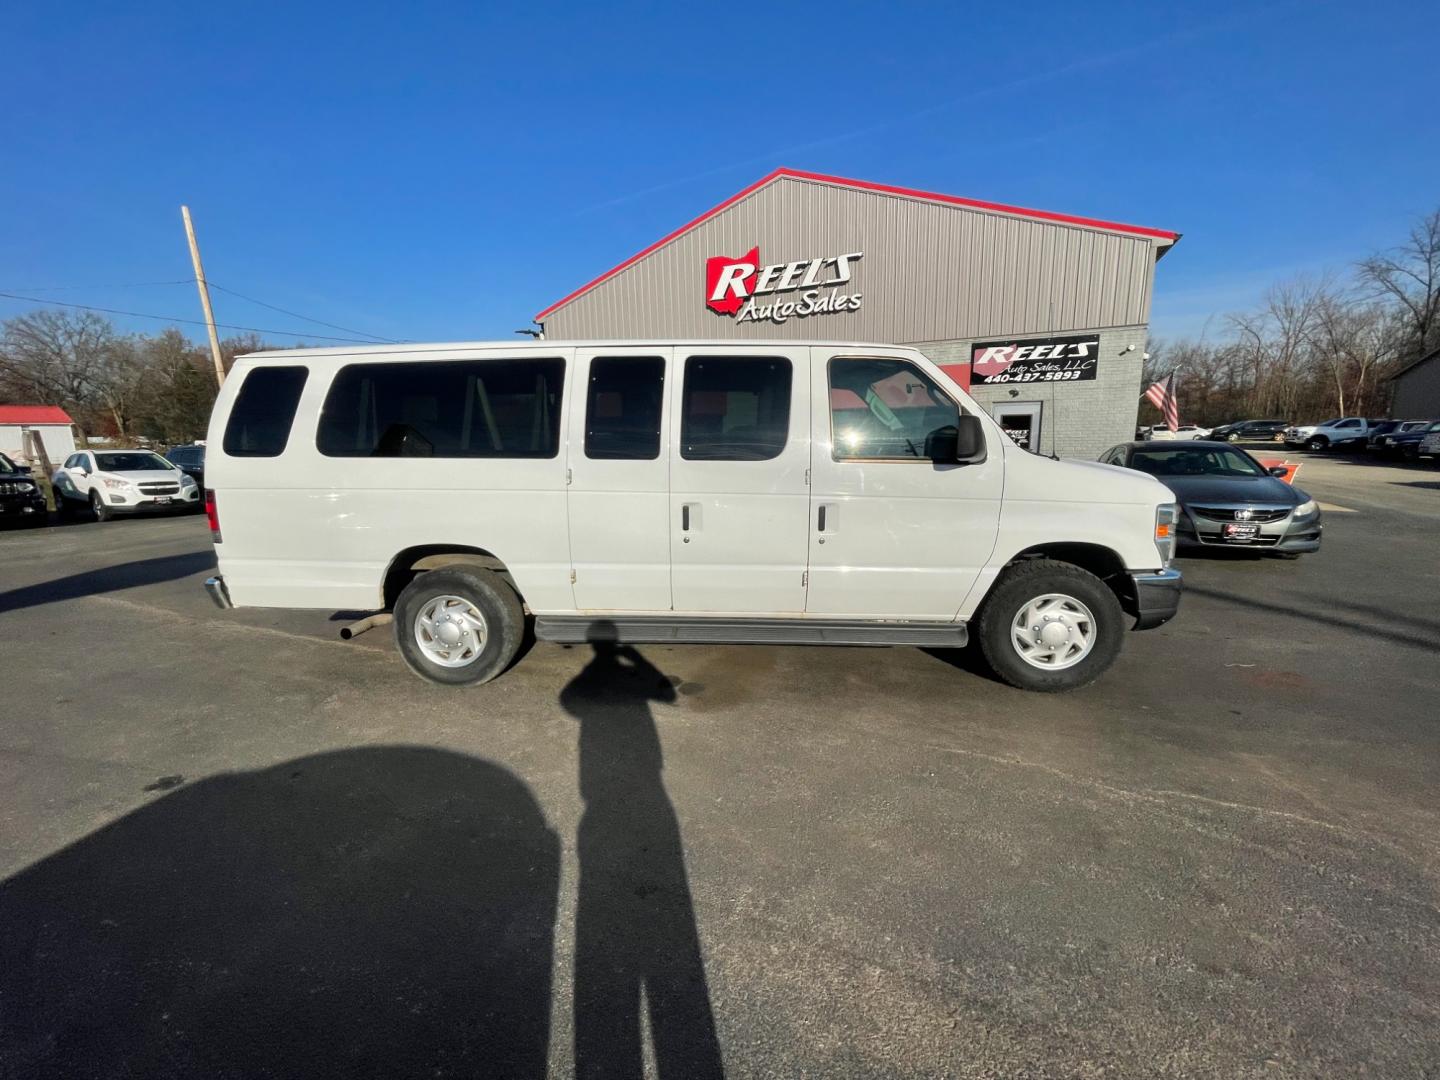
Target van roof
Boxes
[233,340,922,362]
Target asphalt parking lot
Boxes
[2,450,1437,1079]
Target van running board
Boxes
[534,616,967,648]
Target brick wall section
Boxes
[908,324,1150,460]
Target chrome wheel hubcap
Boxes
[1010,593,1096,670]
[414,594,487,668]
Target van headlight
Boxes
[1154,503,1179,566]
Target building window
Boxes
[585,356,665,460]
[316,358,564,458]
[829,357,961,462]
[223,366,309,458]
[680,356,791,461]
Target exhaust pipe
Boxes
[340,613,393,640]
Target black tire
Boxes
[976,559,1126,693]
[393,567,524,686]
[1226,432,1241,442]
[89,491,111,523]
[1306,436,1327,451]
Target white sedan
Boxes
[53,449,201,522]
[1142,424,1212,441]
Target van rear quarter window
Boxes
[317,358,565,458]
[223,366,309,457]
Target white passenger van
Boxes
[203,342,1181,692]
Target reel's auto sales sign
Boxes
[970,334,1100,385]
[706,247,864,324]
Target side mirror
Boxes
[925,415,986,464]
[1269,465,1288,477]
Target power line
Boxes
[0,290,388,345]
[206,281,399,343]
[0,279,193,292]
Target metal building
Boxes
[536,168,1179,458]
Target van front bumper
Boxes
[1129,568,1182,630]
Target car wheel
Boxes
[89,491,111,523]
[976,559,1125,693]
[393,567,524,686]
[1226,432,1241,442]
[1306,437,1328,451]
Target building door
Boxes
[806,350,1004,619]
[668,347,811,613]
[566,349,674,611]
[992,401,1042,452]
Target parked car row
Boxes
[1371,420,1440,459]
[1281,416,1440,453]
[0,443,208,528]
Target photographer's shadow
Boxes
[560,630,724,1079]
[0,746,560,1079]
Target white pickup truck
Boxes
[1283,417,1381,450]
[201,340,1182,693]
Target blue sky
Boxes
[2,0,1436,347]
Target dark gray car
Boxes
[1100,441,1322,557]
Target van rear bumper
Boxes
[1129,568,1182,630]
[204,575,233,610]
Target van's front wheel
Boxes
[393,568,523,685]
[976,559,1124,692]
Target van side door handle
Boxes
[817,505,826,532]
[682,504,690,531]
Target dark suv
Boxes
[1206,419,1288,442]
[164,444,207,493]
[0,452,47,527]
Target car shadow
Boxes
[560,627,725,1079]
[0,551,216,614]
[1184,583,1440,654]
[0,746,561,1078]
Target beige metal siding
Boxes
[1391,354,1440,416]
[545,176,1164,342]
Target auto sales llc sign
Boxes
[706,247,863,324]
[969,334,1101,385]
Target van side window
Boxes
[317,358,564,458]
[680,356,790,461]
[223,366,309,457]
[829,357,961,462]
[585,357,664,460]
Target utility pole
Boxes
[181,205,227,387]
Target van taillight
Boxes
[205,489,222,543]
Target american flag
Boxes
[1143,372,1179,432]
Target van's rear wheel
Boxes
[393,568,523,685]
[976,559,1124,692]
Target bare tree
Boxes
[1357,207,1440,361]
[0,310,117,418]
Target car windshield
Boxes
[1316,418,1341,427]
[95,452,173,472]
[0,454,16,474]
[1130,446,1266,478]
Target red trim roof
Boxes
[0,405,74,425]
[536,167,1180,322]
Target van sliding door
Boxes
[565,349,674,611]
[667,347,811,614]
